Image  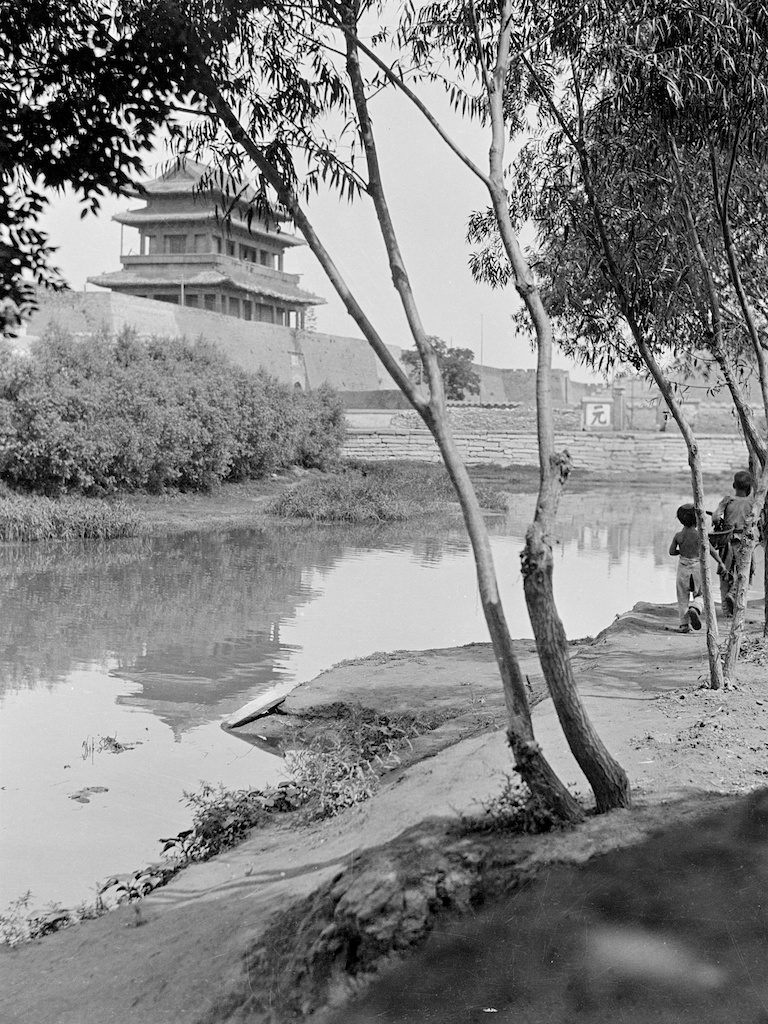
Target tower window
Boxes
[165,235,187,254]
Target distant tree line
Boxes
[0,330,345,495]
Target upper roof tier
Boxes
[117,159,297,242]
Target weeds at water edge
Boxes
[459,773,574,836]
[1,709,435,946]
[0,496,144,542]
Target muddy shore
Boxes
[2,592,767,1024]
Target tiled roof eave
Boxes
[87,271,325,306]
[112,209,304,245]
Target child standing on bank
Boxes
[669,503,725,633]
[711,470,755,616]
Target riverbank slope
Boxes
[2,598,767,1023]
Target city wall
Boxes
[23,292,404,393]
[342,427,748,475]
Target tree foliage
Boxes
[462,0,768,677]
[401,337,480,400]
[0,0,183,333]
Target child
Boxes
[710,470,755,617]
[669,503,725,633]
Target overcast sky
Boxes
[39,81,600,383]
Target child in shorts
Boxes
[669,503,726,633]
[710,470,754,616]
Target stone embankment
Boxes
[343,428,747,475]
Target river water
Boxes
[0,485,761,910]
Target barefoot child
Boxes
[710,470,755,617]
[669,504,725,633]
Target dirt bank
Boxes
[2,600,767,1023]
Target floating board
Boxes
[225,686,289,729]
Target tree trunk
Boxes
[522,519,632,811]
[340,16,584,823]
[568,132,725,687]
[479,4,630,812]
[428,420,584,822]
[686,443,723,687]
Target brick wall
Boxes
[343,427,748,475]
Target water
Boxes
[0,486,761,910]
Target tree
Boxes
[0,0,181,333]
[114,0,634,819]
[466,0,768,684]
[401,337,481,400]
[400,0,631,809]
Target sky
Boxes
[39,80,600,383]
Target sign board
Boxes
[582,398,613,430]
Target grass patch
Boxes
[268,473,434,522]
[1,889,117,948]
[461,773,576,835]
[0,495,144,541]
[268,462,508,522]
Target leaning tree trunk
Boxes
[569,128,724,686]
[429,419,584,821]
[340,17,584,822]
[522,518,633,811]
[482,4,630,812]
[519,311,631,812]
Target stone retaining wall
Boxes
[342,428,748,475]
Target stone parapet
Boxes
[342,428,749,475]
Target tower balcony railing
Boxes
[119,253,300,284]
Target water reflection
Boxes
[0,489,717,712]
[1,484,760,909]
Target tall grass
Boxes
[268,474,438,522]
[0,496,143,541]
[268,462,508,523]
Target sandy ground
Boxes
[2,599,767,1023]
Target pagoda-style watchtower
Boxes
[89,160,323,327]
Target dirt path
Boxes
[2,601,767,1023]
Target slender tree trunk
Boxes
[708,142,768,652]
[523,56,723,688]
[569,130,725,685]
[339,11,583,821]
[482,3,630,810]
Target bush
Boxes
[0,329,346,495]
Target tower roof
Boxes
[88,265,325,306]
[131,159,290,220]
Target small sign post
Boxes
[582,395,613,431]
